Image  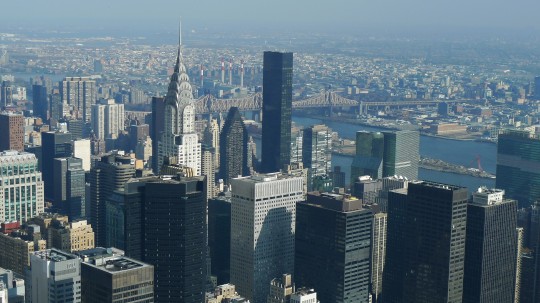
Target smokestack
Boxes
[240,60,244,88]
[229,59,233,86]
[221,58,225,83]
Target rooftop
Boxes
[33,249,78,262]
[83,256,150,273]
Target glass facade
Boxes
[261,51,293,173]
[496,130,540,208]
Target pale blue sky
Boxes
[2,0,539,34]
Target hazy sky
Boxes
[2,0,539,34]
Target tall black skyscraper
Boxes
[53,157,85,218]
[463,188,518,303]
[295,191,373,302]
[219,107,249,185]
[261,51,293,173]
[534,76,540,100]
[90,153,135,246]
[208,195,231,285]
[144,176,207,303]
[150,97,165,174]
[383,181,468,303]
[41,131,72,200]
[32,84,48,121]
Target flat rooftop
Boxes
[33,249,78,262]
[83,256,151,273]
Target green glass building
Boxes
[496,129,540,208]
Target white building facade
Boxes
[230,173,303,303]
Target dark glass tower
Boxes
[32,84,49,121]
[383,181,468,303]
[143,176,207,303]
[150,97,165,174]
[463,188,518,303]
[53,157,85,218]
[496,129,540,208]
[41,131,72,200]
[261,51,293,173]
[90,153,135,246]
[208,195,231,285]
[219,107,249,185]
[295,192,373,303]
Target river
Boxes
[254,115,496,192]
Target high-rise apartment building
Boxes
[0,151,44,224]
[30,249,81,303]
[295,191,373,303]
[78,247,154,303]
[302,125,332,190]
[60,76,96,122]
[496,129,540,208]
[219,107,249,185]
[158,43,201,175]
[351,131,384,182]
[261,51,293,173]
[91,99,125,140]
[0,226,46,275]
[72,139,91,171]
[383,181,468,303]
[143,175,207,303]
[0,112,23,152]
[230,173,302,303]
[89,152,135,246]
[41,131,72,200]
[463,188,518,303]
[202,145,216,199]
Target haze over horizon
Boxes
[2,0,540,38]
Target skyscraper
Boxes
[383,181,468,302]
[496,129,540,208]
[144,176,207,303]
[295,191,373,303]
[203,118,220,170]
[208,195,231,285]
[371,211,387,303]
[91,99,125,140]
[41,131,72,200]
[351,131,384,182]
[30,249,82,303]
[219,107,249,185]
[201,145,216,199]
[230,173,302,303]
[60,76,96,122]
[89,152,135,246]
[150,97,165,173]
[0,151,44,224]
[53,157,85,218]
[261,51,293,173]
[32,84,49,121]
[302,125,332,190]
[0,112,24,152]
[463,188,518,303]
[382,130,419,180]
[158,39,201,175]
